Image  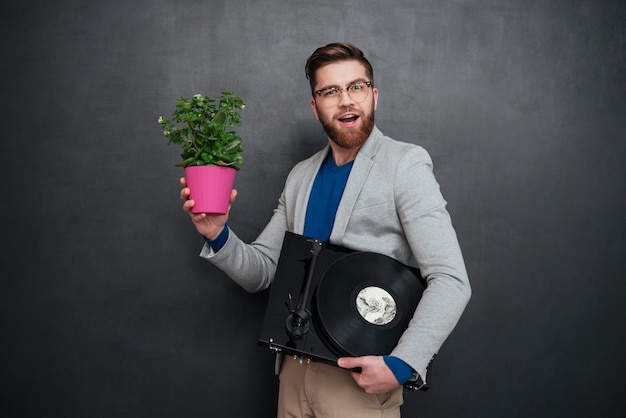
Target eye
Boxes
[351,83,364,91]
[324,88,339,97]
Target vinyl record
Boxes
[313,252,424,357]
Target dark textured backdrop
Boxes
[1,1,625,417]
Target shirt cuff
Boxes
[204,225,229,253]
[383,355,414,385]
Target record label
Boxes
[356,286,397,325]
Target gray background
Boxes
[1,0,625,417]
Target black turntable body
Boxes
[258,232,427,389]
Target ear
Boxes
[310,98,320,121]
[372,88,379,111]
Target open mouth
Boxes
[338,114,359,125]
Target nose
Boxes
[338,88,355,106]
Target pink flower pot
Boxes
[184,165,236,215]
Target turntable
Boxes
[258,231,429,391]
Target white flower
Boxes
[158,116,164,124]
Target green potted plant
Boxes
[158,91,245,214]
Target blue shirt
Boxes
[303,153,353,241]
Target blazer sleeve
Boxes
[389,146,471,382]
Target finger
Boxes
[180,177,187,187]
[180,187,191,201]
[224,189,238,212]
[192,213,207,222]
[183,199,195,213]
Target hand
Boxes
[337,356,401,394]
[179,177,238,240]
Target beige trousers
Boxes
[277,356,403,418]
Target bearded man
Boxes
[179,42,471,418]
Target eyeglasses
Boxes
[313,81,373,105]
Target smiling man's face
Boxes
[310,60,378,152]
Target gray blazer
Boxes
[201,126,471,379]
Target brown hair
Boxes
[304,42,374,95]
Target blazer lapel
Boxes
[329,127,383,246]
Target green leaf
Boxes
[221,138,242,153]
[201,153,213,164]
[211,110,226,126]
[177,157,195,167]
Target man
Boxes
[180,42,471,417]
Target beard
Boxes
[317,105,375,150]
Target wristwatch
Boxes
[407,371,428,391]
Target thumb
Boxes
[337,357,360,370]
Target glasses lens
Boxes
[349,83,369,102]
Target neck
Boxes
[328,140,361,166]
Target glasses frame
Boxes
[313,80,373,104]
